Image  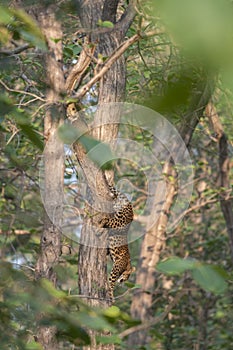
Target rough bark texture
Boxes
[206,102,233,262]
[34,7,65,349]
[128,78,214,346]
[67,104,114,309]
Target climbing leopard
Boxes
[102,187,135,301]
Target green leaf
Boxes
[0,6,46,49]
[153,0,233,67]
[191,264,228,295]
[77,311,116,332]
[40,279,66,299]
[63,46,74,58]
[12,8,46,50]
[0,97,43,150]
[157,257,195,275]
[124,281,141,289]
[17,123,43,151]
[157,257,228,294]
[56,316,90,345]
[104,306,121,318]
[73,45,82,55]
[25,341,43,350]
[0,6,12,24]
[0,94,15,115]
[14,112,43,150]
[51,38,62,44]
[97,20,114,28]
[96,334,122,345]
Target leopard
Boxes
[101,187,135,301]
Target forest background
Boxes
[0,0,233,349]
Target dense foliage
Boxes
[0,1,233,349]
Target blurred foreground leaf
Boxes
[0,95,43,150]
[157,256,195,275]
[157,257,228,295]
[0,5,46,49]
[153,0,233,66]
[58,123,114,170]
[191,264,228,295]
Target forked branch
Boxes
[69,33,140,100]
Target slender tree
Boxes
[1,1,233,349]
[128,75,214,346]
[8,1,137,348]
[33,6,66,349]
[66,1,136,348]
[206,102,233,262]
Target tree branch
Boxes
[134,194,220,225]
[120,289,185,338]
[65,39,96,93]
[71,33,141,101]
[102,0,120,23]
[116,1,137,37]
[0,43,30,55]
[0,79,45,102]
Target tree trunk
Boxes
[71,1,135,349]
[34,7,65,349]
[206,102,233,262]
[128,78,214,347]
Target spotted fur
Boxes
[102,187,135,301]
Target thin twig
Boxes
[31,102,51,119]
[17,98,40,107]
[68,286,137,302]
[72,33,141,100]
[119,289,185,338]
[0,79,45,102]
[134,193,231,226]
[13,263,35,272]
[0,44,30,55]
[71,29,162,102]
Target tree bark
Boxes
[128,77,214,347]
[34,6,65,349]
[206,102,233,263]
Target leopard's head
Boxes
[117,266,136,283]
